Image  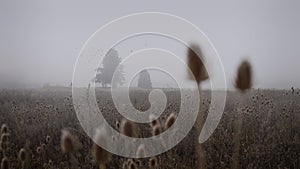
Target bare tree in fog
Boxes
[137,69,152,89]
[95,49,125,87]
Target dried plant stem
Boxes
[196,89,206,169]
[99,163,105,169]
[232,93,246,169]
[20,161,25,169]
[68,153,78,168]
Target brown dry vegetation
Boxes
[0,87,299,168]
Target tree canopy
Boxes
[95,49,125,87]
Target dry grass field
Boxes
[0,87,299,168]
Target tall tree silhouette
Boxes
[95,49,124,87]
[137,70,152,89]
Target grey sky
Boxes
[0,0,299,89]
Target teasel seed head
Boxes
[19,148,26,162]
[116,121,120,130]
[41,143,46,151]
[136,159,142,167]
[92,127,112,165]
[120,119,137,138]
[149,156,158,168]
[187,44,208,84]
[164,113,176,130]
[0,134,8,143]
[149,114,158,128]
[128,160,138,169]
[36,147,42,154]
[136,144,146,158]
[122,160,128,169]
[48,159,53,166]
[46,135,51,144]
[0,141,7,151]
[61,129,76,154]
[152,124,162,137]
[1,157,9,169]
[0,124,8,135]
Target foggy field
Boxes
[0,88,299,168]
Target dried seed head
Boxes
[0,141,7,151]
[46,135,51,144]
[36,147,42,154]
[92,127,112,165]
[165,113,176,130]
[120,119,137,138]
[136,159,142,167]
[187,44,208,84]
[0,134,8,143]
[149,156,158,168]
[122,161,128,169]
[1,157,9,169]
[61,129,75,154]
[136,144,146,158]
[1,124,8,135]
[19,148,26,161]
[152,124,162,137]
[128,161,138,169]
[149,114,158,127]
[48,160,53,166]
[235,60,252,92]
[116,121,120,130]
[41,144,46,151]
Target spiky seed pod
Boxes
[187,44,208,84]
[46,135,51,144]
[19,148,26,162]
[136,144,146,158]
[149,114,158,127]
[1,124,8,135]
[41,144,46,152]
[149,156,158,168]
[36,147,42,154]
[122,161,128,169]
[164,113,176,130]
[0,134,8,143]
[135,159,142,167]
[128,161,138,169]
[235,60,252,92]
[152,124,162,137]
[92,128,112,167]
[1,157,9,169]
[61,129,75,154]
[0,141,7,151]
[115,121,120,130]
[120,119,137,138]
[48,160,53,166]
